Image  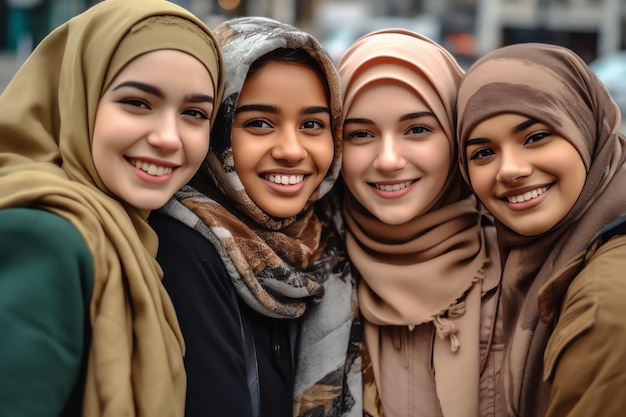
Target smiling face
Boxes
[92,49,215,210]
[231,59,334,218]
[465,113,586,236]
[342,82,451,225]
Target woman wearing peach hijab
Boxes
[337,29,504,417]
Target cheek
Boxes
[314,135,336,174]
[467,165,492,201]
[421,138,452,182]
[341,145,370,184]
[186,129,211,168]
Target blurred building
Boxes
[2,0,624,64]
[473,0,625,62]
[312,0,625,63]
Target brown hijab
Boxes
[456,43,626,417]
[0,0,223,415]
[339,29,496,417]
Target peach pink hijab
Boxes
[339,29,497,417]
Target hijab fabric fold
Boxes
[0,1,223,415]
[338,29,492,417]
[456,43,626,417]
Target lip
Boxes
[126,157,179,185]
[500,184,551,211]
[260,170,311,195]
[127,156,179,168]
[369,179,417,199]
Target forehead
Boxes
[238,60,327,104]
[346,81,427,115]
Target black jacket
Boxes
[150,211,296,417]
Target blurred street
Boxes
[0,52,19,93]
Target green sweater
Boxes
[0,208,93,416]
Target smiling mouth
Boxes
[264,174,305,185]
[129,159,174,177]
[506,186,549,203]
[373,180,415,192]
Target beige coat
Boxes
[375,228,506,417]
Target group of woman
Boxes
[1,0,625,417]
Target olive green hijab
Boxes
[0,0,223,415]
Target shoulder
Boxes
[0,207,85,240]
[0,208,92,415]
[570,233,626,300]
[149,210,231,298]
[0,208,92,279]
[150,210,222,262]
[544,234,626,380]
[543,235,626,415]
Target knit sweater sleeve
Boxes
[150,211,254,417]
[0,208,93,417]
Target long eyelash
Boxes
[345,129,370,140]
[407,125,431,134]
[307,119,326,128]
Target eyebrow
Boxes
[513,118,540,133]
[113,81,214,103]
[465,137,490,147]
[344,117,373,125]
[236,104,330,115]
[399,111,435,122]
[345,111,435,126]
[465,118,542,148]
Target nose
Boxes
[147,112,182,152]
[372,134,406,171]
[271,129,307,162]
[496,147,532,183]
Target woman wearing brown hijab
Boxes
[337,29,504,417]
[457,42,626,417]
[0,0,223,415]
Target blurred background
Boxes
[0,0,625,130]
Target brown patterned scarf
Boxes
[160,17,361,416]
[163,15,342,317]
[457,43,626,417]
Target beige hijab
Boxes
[456,43,626,417]
[338,29,494,417]
[0,0,223,415]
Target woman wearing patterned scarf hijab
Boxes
[337,29,503,417]
[457,43,626,417]
[151,16,358,417]
[0,0,223,415]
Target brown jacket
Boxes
[538,233,626,416]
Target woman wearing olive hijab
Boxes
[0,0,224,415]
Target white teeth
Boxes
[130,159,173,176]
[374,180,414,192]
[507,186,548,203]
[265,174,305,185]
